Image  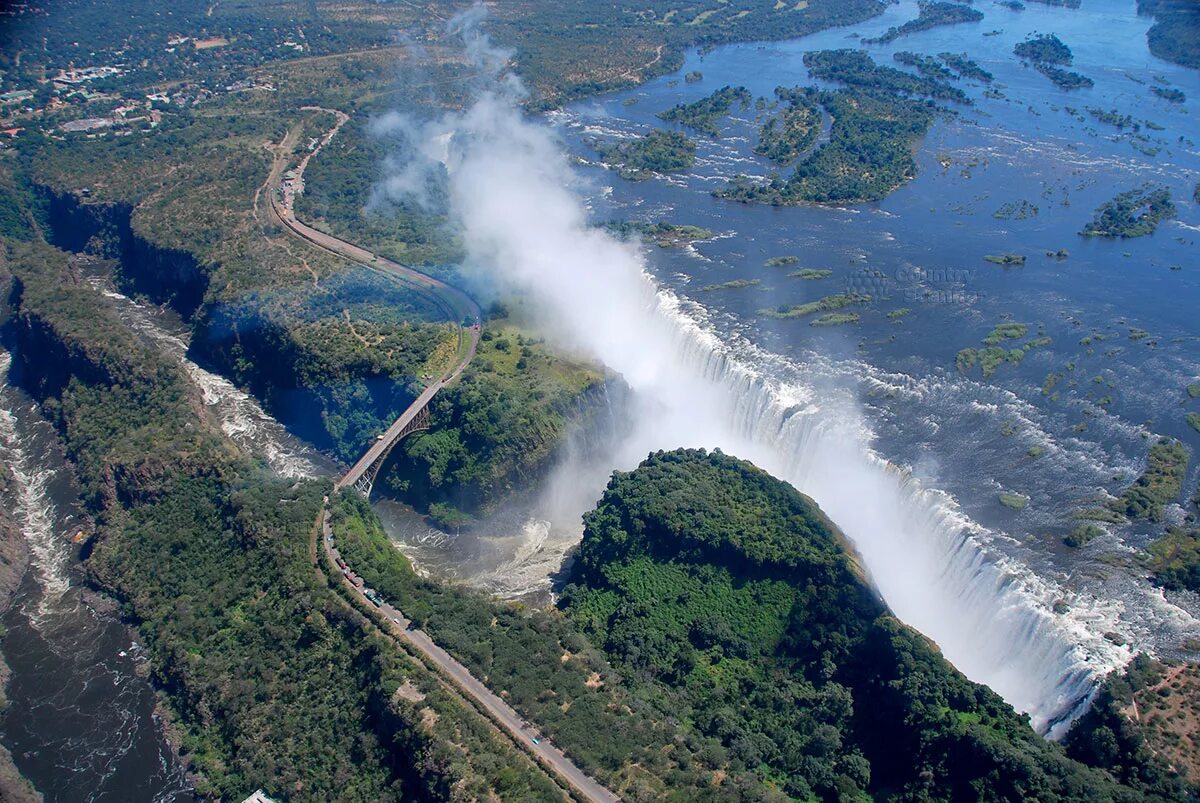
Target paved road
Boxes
[322,513,619,803]
[277,116,618,802]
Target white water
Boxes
[91,283,327,480]
[0,351,72,619]
[414,46,1148,735]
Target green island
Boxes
[863,1,984,45]
[1014,33,1075,65]
[939,52,994,82]
[1087,107,1137,129]
[1189,382,1200,399]
[1080,186,1176,238]
[1108,438,1189,522]
[1036,64,1095,90]
[999,492,1030,511]
[1151,85,1186,103]
[698,278,761,292]
[605,219,715,247]
[594,128,698,179]
[801,48,970,104]
[994,200,1040,220]
[1014,33,1094,90]
[657,85,753,137]
[759,292,871,319]
[1147,526,1200,593]
[985,252,1028,265]
[791,268,834,280]
[1064,523,1104,548]
[559,448,1179,801]
[764,255,800,266]
[754,88,823,165]
[893,51,956,82]
[718,50,970,205]
[810,312,861,326]
[957,322,1050,378]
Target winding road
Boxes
[272,113,619,803]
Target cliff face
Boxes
[39,186,208,320]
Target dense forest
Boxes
[657,85,753,137]
[716,49,970,205]
[754,89,823,165]
[559,448,1187,801]
[0,239,563,801]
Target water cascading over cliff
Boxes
[376,11,1134,735]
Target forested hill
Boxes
[561,449,1184,801]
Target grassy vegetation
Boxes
[759,292,871,319]
[329,492,788,800]
[605,219,714,247]
[1014,33,1074,65]
[1188,413,1200,434]
[0,239,560,801]
[1080,186,1177,238]
[894,51,955,82]
[765,255,800,267]
[657,85,752,137]
[863,1,984,44]
[383,322,605,519]
[560,448,1163,801]
[994,200,1039,220]
[791,268,834,280]
[594,128,698,179]
[985,252,1028,265]
[939,52,994,82]
[754,88,822,164]
[698,278,761,292]
[1146,527,1200,592]
[957,322,1049,378]
[1064,523,1103,548]
[719,50,966,205]
[1109,438,1189,522]
[1151,86,1186,103]
[999,492,1030,511]
[811,312,860,326]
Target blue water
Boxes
[553,0,1199,655]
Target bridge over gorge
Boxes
[268,116,618,803]
[264,116,481,497]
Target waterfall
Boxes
[623,287,1133,736]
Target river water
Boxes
[0,278,335,800]
[378,0,1200,737]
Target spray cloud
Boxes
[378,5,1134,735]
